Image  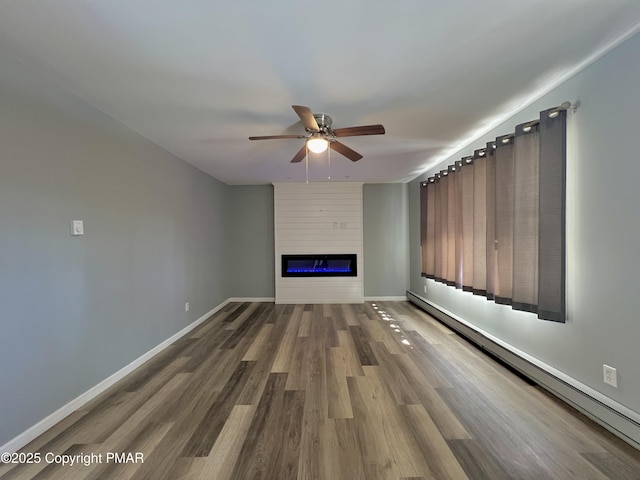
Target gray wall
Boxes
[363,184,409,297]
[226,185,275,298]
[0,46,412,448]
[409,31,640,415]
[0,52,230,446]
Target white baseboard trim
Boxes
[0,299,231,455]
[227,297,275,303]
[275,299,364,304]
[364,296,408,302]
[407,290,640,450]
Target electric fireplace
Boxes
[281,254,357,277]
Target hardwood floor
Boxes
[2,301,639,479]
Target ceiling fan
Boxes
[249,105,385,163]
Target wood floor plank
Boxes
[345,376,385,480]
[235,321,284,405]
[181,329,234,372]
[390,353,471,440]
[359,312,407,355]
[271,305,303,372]
[437,384,559,479]
[163,457,204,480]
[221,302,253,325]
[348,372,429,479]
[581,451,640,480]
[369,342,421,405]
[220,303,267,349]
[323,316,340,348]
[336,330,365,377]
[398,312,448,344]
[297,310,312,337]
[447,439,513,480]
[265,389,305,480]
[535,452,611,480]
[332,419,367,480]
[284,337,310,391]
[229,373,289,479]
[326,347,354,419]
[180,360,256,456]
[329,304,349,330]
[241,323,274,361]
[297,335,328,480]
[341,304,361,326]
[348,325,379,366]
[359,367,433,478]
[393,341,454,389]
[400,404,469,480]
[195,405,257,480]
[87,421,174,480]
[4,301,640,480]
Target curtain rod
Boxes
[476,101,574,149]
[420,101,575,186]
[512,100,575,136]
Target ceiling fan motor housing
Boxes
[310,113,332,134]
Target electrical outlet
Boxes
[185,302,190,312]
[423,285,427,294]
[603,364,617,388]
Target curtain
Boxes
[461,156,474,291]
[472,149,487,296]
[494,134,515,305]
[420,106,567,322]
[485,142,497,300]
[420,182,428,275]
[538,108,567,321]
[512,122,539,312]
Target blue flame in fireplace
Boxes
[286,259,352,273]
[282,254,357,277]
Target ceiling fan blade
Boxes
[332,124,385,137]
[330,141,363,162]
[292,105,319,131]
[249,134,307,140]
[290,145,307,163]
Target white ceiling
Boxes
[2,1,640,185]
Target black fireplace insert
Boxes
[281,254,357,277]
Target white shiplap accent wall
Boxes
[274,182,364,304]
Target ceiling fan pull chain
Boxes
[328,145,331,180]
[305,143,309,184]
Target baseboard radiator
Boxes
[407,290,640,450]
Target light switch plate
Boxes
[71,220,84,236]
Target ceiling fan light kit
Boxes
[306,137,329,153]
[249,105,385,164]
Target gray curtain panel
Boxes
[472,149,488,295]
[537,108,567,322]
[461,156,474,291]
[494,134,515,306]
[512,123,540,313]
[485,142,497,301]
